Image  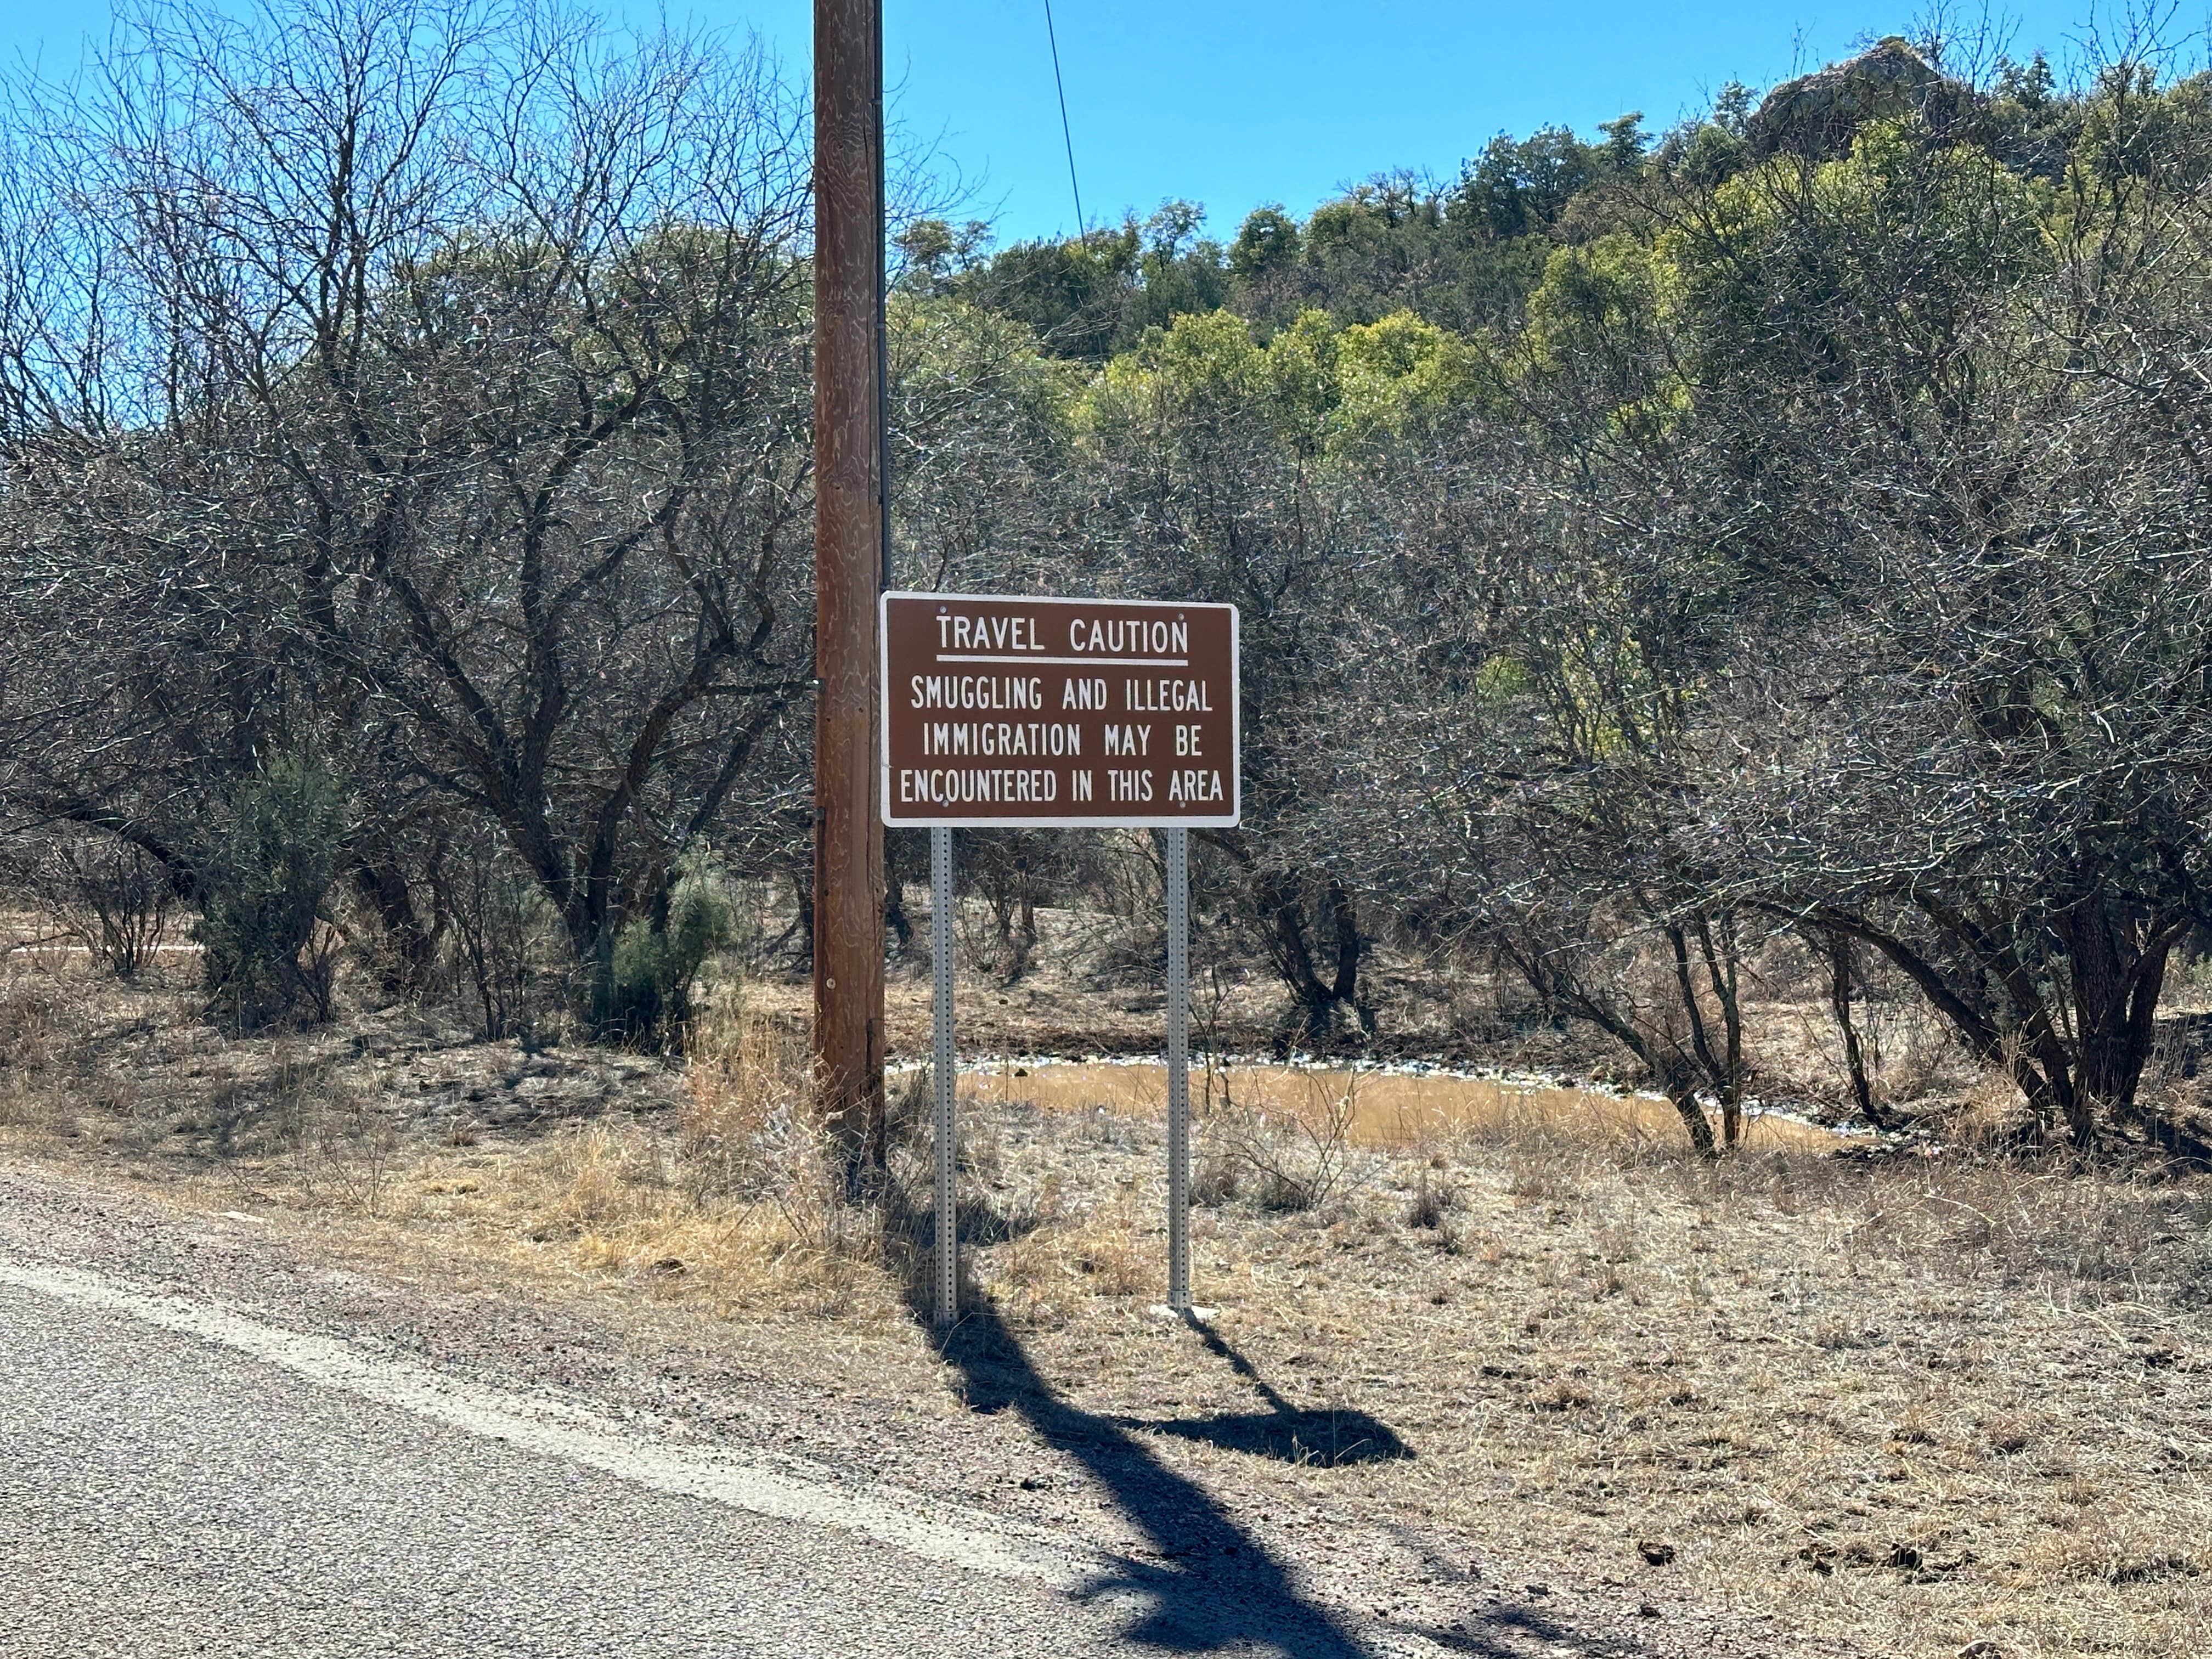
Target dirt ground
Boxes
[3,926,2210,1659]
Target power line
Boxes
[1042,0,1085,235]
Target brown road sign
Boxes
[880,591,1240,827]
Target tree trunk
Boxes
[348,857,434,994]
[790,866,815,972]
[1668,1087,1719,1160]
[2066,905,2180,1136]
[1823,929,1899,1130]
[1013,893,1038,978]
[1263,878,1335,1049]
[1325,877,1374,1036]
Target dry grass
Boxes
[3,942,2210,1658]
[496,1120,895,1320]
[951,1057,1838,1151]
[380,998,904,1323]
[930,1079,2212,1659]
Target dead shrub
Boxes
[1406,1166,1468,1250]
[956,1110,1005,1183]
[25,831,176,979]
[1888,1408,1939,1447]
[1192,1145,1241,1205]
[522,1124,893,1318]
[1207,1067,1374,1211]
[2026,1516,2203,1584]
[1871,999,1977,1105]
[1507,1138,1587,1204]
[680,998,813,1199]
[1406,1166,1458,1231]
[883,1062,932,1151]
[1066,1221,1149,1297]
[985,1199,1150,1321]
[274,1058,398,1214]
[435,831,565,1041]
[0,975,59,1110]
[503,1099,893,1322]
[1836,1154,2212,1295]
[1531,1376,1595,1412]
[0,1012,57,1127]
[543,1124,672,1230]
[1812,1314,1878,1350]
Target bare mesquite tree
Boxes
[1664,74,2212,1149]
[1347,406,1759,1158]
[1057,311,1425,1047]
[0,0,817,976]
[1301,50,2212,1154]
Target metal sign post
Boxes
[881,591,1238,1322]
[1164,826,1191,1311]
[930,825,958,1327]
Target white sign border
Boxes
[878,589,1242,830]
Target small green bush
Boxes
[592,845,744,1047]
[193,757,351,1029]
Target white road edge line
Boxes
[0,1256,1109,1595]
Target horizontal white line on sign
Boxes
[934,653,1190,667]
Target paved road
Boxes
[0,1262,1351,1658]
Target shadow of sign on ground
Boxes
[1121,1315,1412,1469]
[881,1180,1667,1658]
[879,1176,1368,1654]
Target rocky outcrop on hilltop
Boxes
[1746,37,1983,160]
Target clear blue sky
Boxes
[0,2,2147,245]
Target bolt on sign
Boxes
[879,591,1241,828]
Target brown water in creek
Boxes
[943,1059,1839,1151]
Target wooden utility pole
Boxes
[812,0,887,1175]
